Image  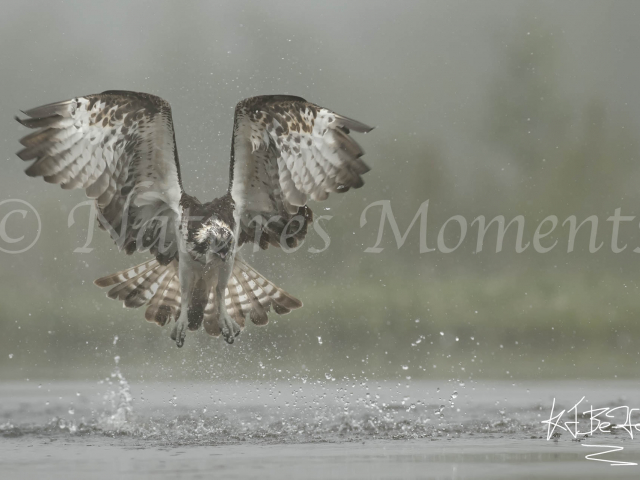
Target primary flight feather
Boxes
[16,91,373,347]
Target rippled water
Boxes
[2,361,640,479]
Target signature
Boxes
[542,397,639,466]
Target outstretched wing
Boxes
[16,90,183,263]
[229,95,373,249]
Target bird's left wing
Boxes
[16,90,183,263]
[229,95,373,250]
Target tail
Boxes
[224,258,303,328]
[94,258,181,327]
[94,257,302,337]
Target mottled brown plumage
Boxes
[15,90,373,346]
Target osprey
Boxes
[15,91,373,347]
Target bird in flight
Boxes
[15,91,373,347]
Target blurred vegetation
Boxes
[2,4,640,382]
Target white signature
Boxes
[542,397,639,466]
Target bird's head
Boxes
[194,216,235,263]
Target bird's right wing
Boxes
[16,90,184,263]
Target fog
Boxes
[2,0,640,382]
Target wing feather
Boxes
[16,90,183,263]
[229,95,373,250]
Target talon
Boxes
[176,330,186,347]
[222,326,235,344]
[171,318,187,347]
[218,312,241,345]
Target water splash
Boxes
[0,387,539,445]
[99,356,134,431]
[0,375,543,445]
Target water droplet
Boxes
[317,336,323,345]
[8,354,13,359]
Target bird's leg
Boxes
[216,260,241,344]
[170,265,198,348]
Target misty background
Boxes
[1,0,640,383]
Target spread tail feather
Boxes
[200,258,304,335]
[225,258,302,328]
[94,259,181,326]
[93,257,302,335]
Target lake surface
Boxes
[2,366,640,479]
